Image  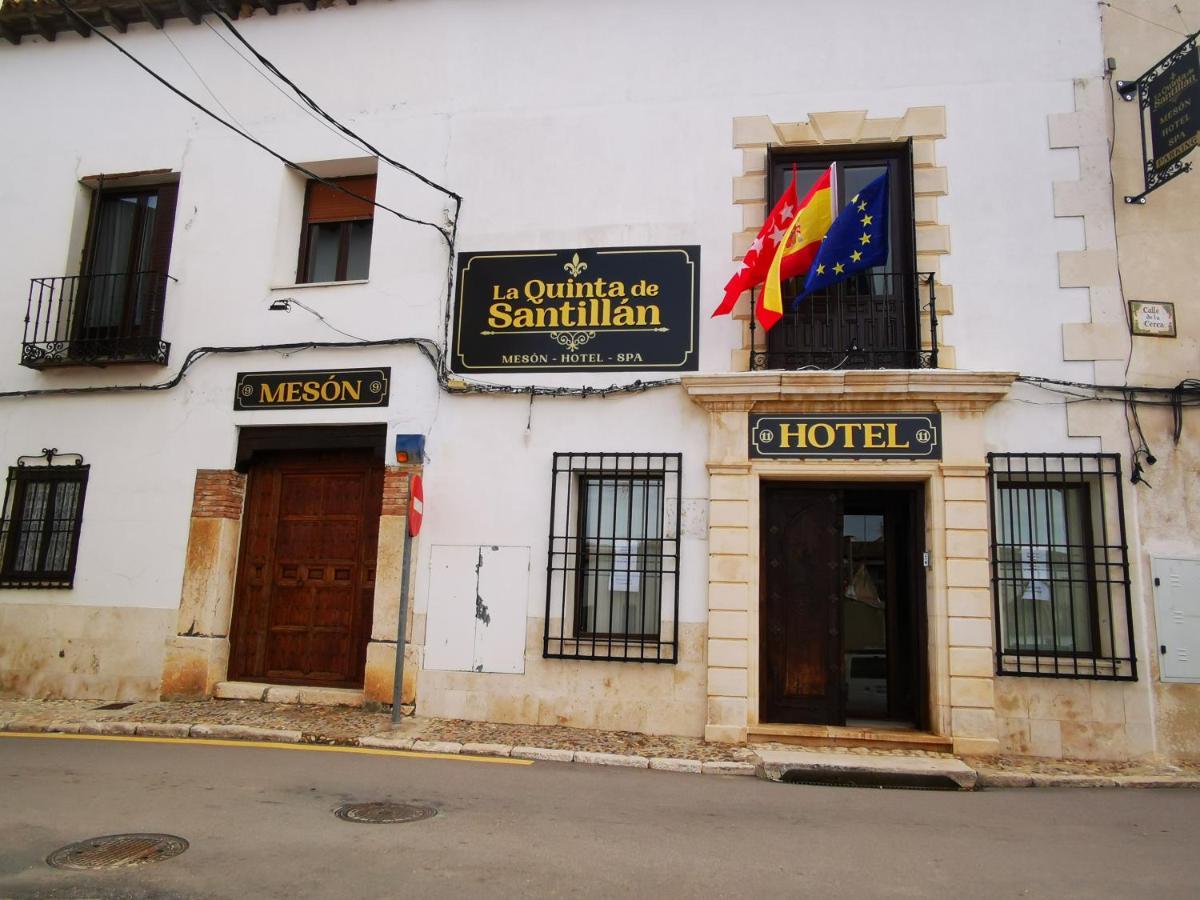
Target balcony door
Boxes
[76,182,178,351]
[763,146,918,369]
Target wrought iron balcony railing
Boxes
[21,272,172,369]
[750,271,938,371]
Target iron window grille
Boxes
[545,453,681,663]
[0,450,89,589]
[987,453,1136,680]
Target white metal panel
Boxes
[472,546,530,675]
[423,544,528,674]
[1152,557,1200,683]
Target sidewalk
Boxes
[2,698,1198,788]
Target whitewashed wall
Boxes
[0,1,1105,644]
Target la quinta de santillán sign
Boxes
[452,246,699,373]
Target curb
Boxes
[4,720,1198,787]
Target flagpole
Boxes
[748,286,757,369]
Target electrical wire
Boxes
[1099,1,1192,36]
[203,0,460,204]
[52,0,450,244]
[160,25,246,131]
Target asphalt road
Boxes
[1,734,1197,899]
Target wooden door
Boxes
[229,448,382,687]
[761,486,844,724]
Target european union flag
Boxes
[794,172,889,305]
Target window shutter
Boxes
[306,176,377,223]
[148,181,179,278]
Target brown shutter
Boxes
[148,181,179,277]
[305,176,376,223]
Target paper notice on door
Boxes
[1019,546,1053,602]
[610,539,641,593]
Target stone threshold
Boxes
[748,722,954,753]
[214,681,365,708]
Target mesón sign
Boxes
[750,414,942,460]
[234,368,391,410]
[453,245,699,373]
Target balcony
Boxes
[750,271,938,371]
[21,272,171,369]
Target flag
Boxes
[710,175,800,318]
[795,171,889,304]
[758,167,833,330]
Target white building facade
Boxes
[0,0,1195,762]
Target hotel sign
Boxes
[1118,33,1199,202]
[750,414,942,460]
[453,245,699,373]
[234,368,390,410]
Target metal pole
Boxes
[390,488,415,726]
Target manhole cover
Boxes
[334,802,436,824]
[47,834,188,870]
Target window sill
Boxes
[269,279,369,291]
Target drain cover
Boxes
[334,802,436,824]
[47,834,188,870]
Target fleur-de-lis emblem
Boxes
[563,252,587,277]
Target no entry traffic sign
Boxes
[408,474,424,537]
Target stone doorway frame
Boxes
[684,369,1015,756]
[160,459,420,708]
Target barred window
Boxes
[1,453,89,588]
[988,453,1135,680]
[545,453,681,663]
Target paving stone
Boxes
[512,746,575,763]
[44,723,82,734]
[2,721,47,733]
[461,742,513,757]
[358,735,416,750]
[1029,773,1117,788]
[574,751,649,769]
[411,740,463,754]
[755,750,977,789]
[97,721,139,736]
[191,724,302,743]
[135,723,192,738]
[976,770,1034,788]
[648,758,703,774]
[702,761,757,777]
[1114,775,1200,789]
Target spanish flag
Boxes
[757,167,833,330]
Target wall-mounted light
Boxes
[268,297,293,312]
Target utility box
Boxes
[1152,557,1200,683]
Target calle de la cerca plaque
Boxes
[452,245,700,373]
[750,414,942,460]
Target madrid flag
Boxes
[758,167,833,330]
[710,176,800,319]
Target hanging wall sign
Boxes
[452,245,700,372]
[234,367,390,410]
[1118,33,1199,203]
[750,413,942,460]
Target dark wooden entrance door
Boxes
[761,486,844,724]
[229,448,382,687]
[761,484,925,727]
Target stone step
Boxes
[748,723,954,753]
[214,681,364,708]
[754,749,977,791]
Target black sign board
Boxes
[453,246,699,373]
[1118,33,1199,203]
[234,368,390,410]
[750,414,942,460]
